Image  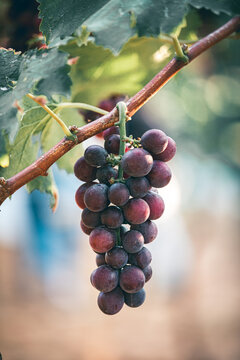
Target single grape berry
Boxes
[108,183,130,207]
[121,148,153,177]
[141,129,168,155]
[153,136,176,162]
[105,247,128,269]
[124,288,146,307]
[103,126,120,140]
[101,206,124,229]
[122,230,144,253]
[143,191,165,220]
[84,183,109,212]
[81,208,101,228]
[126,177,151,198]
[90,265,118,293]
[120,265,145,293]
[96,253,106,267]
[80,220,93,235]
[143,265,152,282]
[131,220,158,244]
[123,198,150,225]
[89,227,116,253]
[74,157,96,182]
[96,165,118,184]
[147,160,172,188]
[75,182,97,209]
[130,247,152,269]
[84,145,108,167]
[97,287,124,315]
[104,134,120,154]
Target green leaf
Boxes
[189,0,240,15]
[4,107,53,178]
[38,0,109,44]
[26,169,58,210]
[64,38,173,106]
[38,0,239,54]
[0,48,71,137]
[84,0,188,54]
[0,108,19,142]
[0,49,21,89]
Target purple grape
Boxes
[122,230,144,253]
[126,177,151,198]
[141,129,168,154]
[84,145,108,167]
[129,247,152,269]
[96,165,118,184]
[81,208,101,228]
[147,160,172,188]
[104,134,120,154]
[89,227,116,253]
[123,198,150,225]
[143,191,165,220]
[108,183,130,207]
[96,253,106,267]
[84,183,109,212]
[101,206,124,229]
[143,265,152,282]
[105,247,128,269]
[120,265,145,293]
[153,136,176,162]
[97,287,124,315]
[124,288,146,307]
[75,182,97,209]
[103,126,120,140]
[90,265,118,292]
[80,220,93,235]
[74,157,96,182]
[121,148,153,177]
[131,220,158,243]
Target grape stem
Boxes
[171,34,189,63]
[0,16,239,206]
[116,102,127,181]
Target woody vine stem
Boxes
[0,16,239,206]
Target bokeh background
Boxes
[0,1,239,360]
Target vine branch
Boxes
[0,16,239,206]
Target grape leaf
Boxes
[189,0,240,15]
[0,48,71,138]
[84,0,188,53]
[38,0,239,54]
[0,49,21,89]
[4,107,53,178]
[64,38,173,106]
[26,169,57,210]
[38,0,109,44]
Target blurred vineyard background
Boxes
[0,1,240,359]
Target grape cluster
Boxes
[74,127,176,315]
